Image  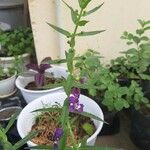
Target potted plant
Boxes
[75,49,150,135]
[15,59,68,103]
[0,27,35,70]
[0,66,16,98]
[110,19,150,91]
[17,92,104,148]
[16,0,110,149]
[129,91,150,150]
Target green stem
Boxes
[71,8,84,50]
[67,121,78,150]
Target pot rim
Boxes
[0,53,30,61]
[15,65,67,93]
[0,106,22,121]
[17,92,104,147]
[0,72,16,83]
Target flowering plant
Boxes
[26,0,121,150]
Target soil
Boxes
[25,77,63,90]
[0,107,19,120]
[31,111,96,146]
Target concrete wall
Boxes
[28,0,150,63]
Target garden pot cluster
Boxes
[0,1,150,149]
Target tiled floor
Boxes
[95,113,139,150]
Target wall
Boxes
[28,0,150,63]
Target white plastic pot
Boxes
[0,73,16,98]
[15,65,68,103]
[0,53,30,69]
[17,92,104,148]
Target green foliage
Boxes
[126,81,150,110]
[0,27,34,57]
[0,66,15,81]
[0,110,38,150]
[75,49,150,112]
[111,19,150,80]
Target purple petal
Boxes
[71,88,80,99]
[69,104,75,112]
[69,96,78,104]
[26,64,39,71]
[39,64,51,73]
[53,128,63,141]
[77,104,84,112]
[35,73,44,87]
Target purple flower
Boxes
[53,128,64,141]
[69,88,84,112]
[71,88,80,99]
[53,128,63,150]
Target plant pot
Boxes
[0,106,22,121]
[99,109,120,136]
[0,73,16,98]
[81,89,120,135]
[15,65,68,103]
[130,92,150,150]
[17,92,104,147]
[0,53,30,70]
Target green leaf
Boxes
[136,29,144,35]
[82,123,94,135]
[139,74,150,80]
[77,30,105,36]
[47,23,71,37]
[74,111,108,124]
[138,19,145,27]
[13,131,39,149]
[144,26,150,31]
[4,109,21,134]
[114,100,124,111]
[32,107,61,113]
[140,36,149,41]
[84,3,104,16]
[78,0,92,9]
[133,36,140,44]
[62,0,78,24]
[24,145,53,149]
[126,41,133,45]
[78,20,89,26]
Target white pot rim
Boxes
[17,92,104,147]
[0,72,16,83]
[15,65,67,93]
[0,53,30,61]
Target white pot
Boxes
[0,73,16,98]
[17,92,104,148]
[15,65,68,103]
[0,53,30,69]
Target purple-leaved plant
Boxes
[26,63,51,87]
